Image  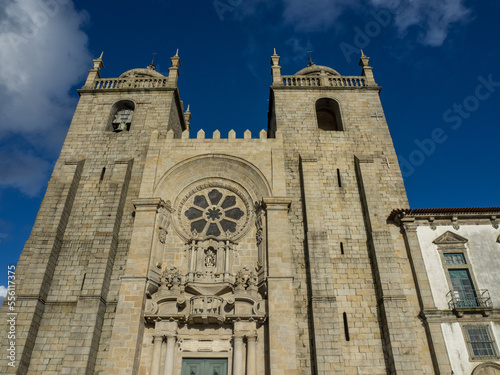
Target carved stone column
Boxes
[233,333,244,375]
[160,337,167,374]
[246,334,257,375]
[150,335,164,375]
[162,334,176,375]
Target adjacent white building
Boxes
[392,208,500,375]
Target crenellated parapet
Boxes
[154,128,279,140]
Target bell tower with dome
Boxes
[266,49,433,375]
[0,49,439,375]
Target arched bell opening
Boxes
[315,97,343,131]
[107,100,135,132]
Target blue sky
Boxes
[0,0,499,298]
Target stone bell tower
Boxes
[0,50,190,375]
[267,49,434,374]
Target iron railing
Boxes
[447,289,492,310]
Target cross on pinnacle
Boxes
[307,49,314,66]
[151,51,158,66]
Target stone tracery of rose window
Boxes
[181,187,247,239]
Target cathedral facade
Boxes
[1,50,499,375]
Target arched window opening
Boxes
[108,100,135,132]
[316,98,343,131]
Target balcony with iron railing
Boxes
[447,289,493,316]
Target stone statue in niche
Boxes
[204,248,216,268]
[254,201,265,268]
[156,201,172,246]
[158,228,167,244]
[113,108,133,132]
[256,228,263,246]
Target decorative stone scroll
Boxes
[158,267,182,292]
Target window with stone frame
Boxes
[433,231,482,309]
[464,325,499,360]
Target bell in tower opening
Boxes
[112,108,133,132]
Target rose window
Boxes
[183,188,245,238]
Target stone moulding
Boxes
[144,291,265,325]
[145,263,266,325]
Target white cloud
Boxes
[231,0,276,20]
[279,0,470,46]
[369,0,470,46]
[284,37,313,63]
[282,0,354,32]
[285,37,312,54]
[0,0,92,195]
[0,148,52,196]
